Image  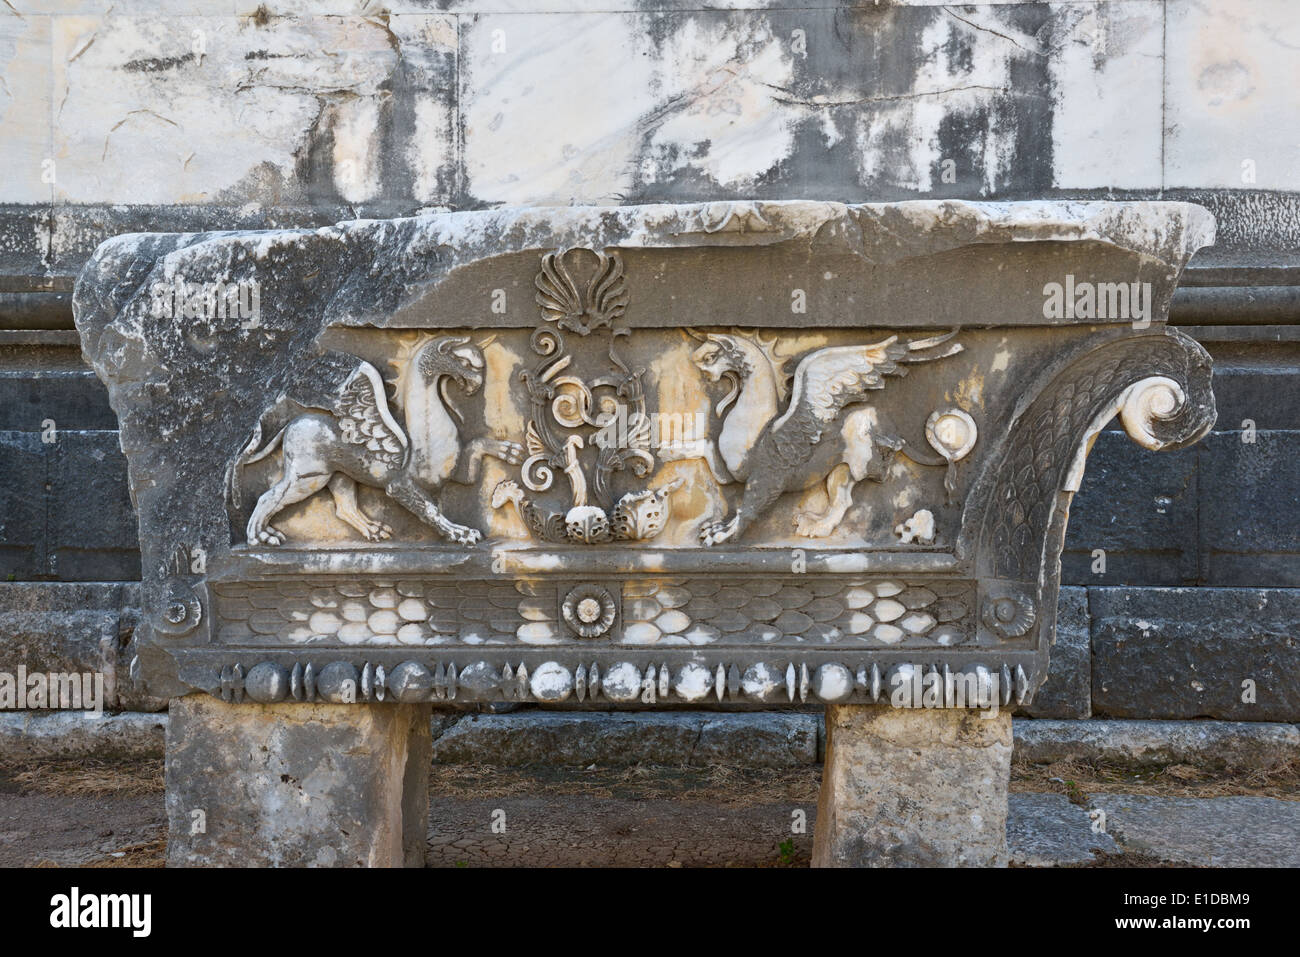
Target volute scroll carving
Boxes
[973,329,1216,586]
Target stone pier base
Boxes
[165,696,432,867]
[813,705,1012,867]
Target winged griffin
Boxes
[660,330,962,546]
[232,336,522,547]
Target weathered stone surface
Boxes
[457,4,1166,205]
[1164,0,1299,192]
[4,709,1296,778]
[46,204,356,281]
[430,710,819,767]
[813,704,1012,867]
[1198,431,1300,586]
[1017,586,1089,719]
[1091,587,1300,720]
[51,13,457,208]
[0,710,165,759]
[0,582,138,710]
[0,15,51,206]
[1092,792,1300,867]
[0,368,118,432]
[1014,718,1300,771]
[0,431,139,582]
[166,697,431,867]
[1006,791,1117,868]
[1208,361,1300,433]
[414,786,1282,869]
[1062,433,1200,586]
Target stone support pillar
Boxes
[165,696,431,867]
[813,704,1012,867]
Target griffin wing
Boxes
[759,332,962,468]
[766,337,907,445]
[334,362,408,470]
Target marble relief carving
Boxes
[670,328,968,545]
[72,200,1218,708]
[234,336,521,547]
[229,248,980,553]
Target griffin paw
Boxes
[446,524,483,546]
[699,521,736,547]
[362,522,394,542]
[252,526,285,546]
[499,441,524,466]
[794,512,836,538]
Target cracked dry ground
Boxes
[0,758,1297,867]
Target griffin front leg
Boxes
[328,475,393,542]
[657,439,735,486]
[453,437,525,484]
[700,460,788,546]
[384,475,482,545]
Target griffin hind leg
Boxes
[794,463,857,538]
[246,472,330,546]
[328,474,393,542]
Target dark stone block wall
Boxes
[1,0,1297,721]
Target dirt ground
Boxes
[0,756,1294,868]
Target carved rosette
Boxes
[980,585,1037,640]
[561,585,618,638]
[155,579,203,637]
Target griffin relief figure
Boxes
[660,330,963,546]
[232,336,522,547]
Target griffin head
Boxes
[690,333,753,382]
[418,336,485,395]
[687,329,794,418]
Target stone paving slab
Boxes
[0,711,166,759]
[1014,718,1300,770]
[0,769,1294,867]
[1007,792,1117,867]
[1090,793,1300,868]
[427,794,814,868]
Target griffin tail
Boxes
[901,329,963,362]
[226,422,288,509]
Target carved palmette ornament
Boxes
[503,250,681,545]
[535,249,629,336]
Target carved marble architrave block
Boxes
[73,201,1217,712]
